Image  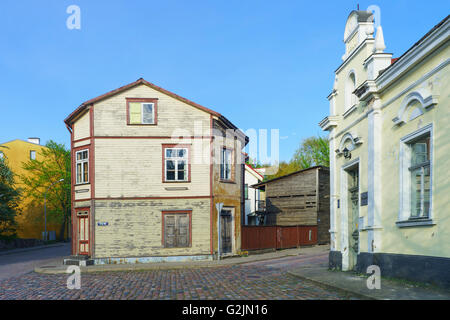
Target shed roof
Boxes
[251,165,329,189]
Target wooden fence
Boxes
[241,225,317,251]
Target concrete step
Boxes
[64,256,94,266]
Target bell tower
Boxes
[342,10,375,61]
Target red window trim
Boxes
[126,97,158,125]
[161,210,192,248]
[74,148,90,185]
[162,144,191,183]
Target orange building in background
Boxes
[0,138,64,239]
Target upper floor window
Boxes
[30,150,36,160]
[345,72,357,111]
[163,145,189,182]
[0,151,3,159]
[76,149,89,184]
[126,98,158,125]
[244,184,248,200]
[220,148,233,181]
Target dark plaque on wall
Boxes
[360,192,368,206]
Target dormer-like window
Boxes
[126,98,158,125]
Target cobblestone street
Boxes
[0,251,359,300]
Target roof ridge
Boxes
[64,78,224,125]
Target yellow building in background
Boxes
[320,11,449,288]
[0,138,63,239]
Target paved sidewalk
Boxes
[0,243,70,281]
[35,245,329,274]
[0,243,66,256]
[288,265,450,300]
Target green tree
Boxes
[20,140,71,241]
[246,157,270,169]
[264,160,301,180]
[0,157,20,238]
[292,135,329,168]
[265,135,329,180]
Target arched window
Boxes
[345,72,357,111]
[392,89,437,126]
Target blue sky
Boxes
[0,0,448,162]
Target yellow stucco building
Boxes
[0,138,63,239]
[320,11,449,287]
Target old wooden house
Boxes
[252,166,330,245]
[64,78,247,265]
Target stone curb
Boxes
[287,270,376,300]
[0,243,67,257]
[34,252,305,275]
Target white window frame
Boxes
[164,147,189,182]
[75,149,89,184]
[141,103,155,124]
[30,150,36,160]
[398,124,433,225]
[220,148,232,181]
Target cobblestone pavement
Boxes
[0,252,359,300]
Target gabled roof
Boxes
[64,78,243,134]
[245,163,264,180]
[377,14,450,79]
[0,139,46,147]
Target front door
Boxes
[77,211,89,255]
[348,168,359,269]
[220,210,232,254]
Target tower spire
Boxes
[374,26,386,53]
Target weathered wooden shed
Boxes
[252,166,330,245]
